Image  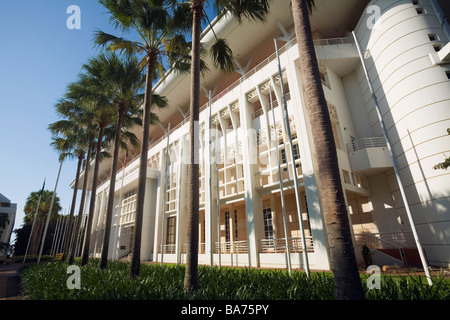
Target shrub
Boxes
[19,259,450,300]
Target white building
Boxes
[0,194,17,257]
[75,0,450,269]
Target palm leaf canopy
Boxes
[96,0,200,79]
[214,0,270,22]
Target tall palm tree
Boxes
[23,190,62,256]
[48,116,90,262]
[52,93,99,265]
[69,61,117,267]
[95,0,184,277]
[69,141,94,265]
[182,0,270,293]
[290,0,365,300]
[37,136,73,263]
[98,53,145,270]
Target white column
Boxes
[175,138,187,264]
[141,177,157,261]
[205,116,219,267]
[153,150,167,262]
[239,90,264,268]
[286,59,331,270]
[93,189,107,256]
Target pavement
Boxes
[0,263,25,300]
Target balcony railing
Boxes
[346,137,387,153]
[161,244,176,254]
[260,236,314,253]
[215,240,249,254]
[162,243,209,254]
[313,37,355,46]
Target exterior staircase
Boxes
[356,232,422,268]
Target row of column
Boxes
[149,49,331,270]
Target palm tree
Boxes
[290,0,365,300]
[23,190,62,256]
[37,136,73,263]
[52,93,99,265]
[182,0,270,293]
[48,116,90,262]
[70,60,116,267]
[98,53,145,270]
[69,141,94,265]
[95,0,184,277]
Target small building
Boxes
[0,194,17,257]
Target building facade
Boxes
[77,0,450,269]
[0,194,17,257]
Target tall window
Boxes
[263,208,274,239]
[166,217,176,245]
[234,210,239,241]
[281,142,300,170]
[224,211,230,243]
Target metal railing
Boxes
[215,240,249,254]
[162,243,208,254]
[355,232,415,249]
[313,37,355,46]
[252,91,290,119]
[346,137,387,153]
[355,232,408,266]
[260,236,314,253]
[161,244,176,254]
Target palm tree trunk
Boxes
[291,0,364,300]
[69,138,93,265]
[100,109,125,269]
[31,218,43,256]
[184,0,203,293]
[130,53,157,278]
[81,125,105,266]
[61,153,84,262]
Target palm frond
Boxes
[216,0,270,23]
[94,30,146,55]
[150,93,168,110]
[99,0,135,31]
[210,38,234,73]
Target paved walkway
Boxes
[0,264,25,300]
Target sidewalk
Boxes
[0,263,25,300]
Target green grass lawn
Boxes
[19,259,450,300]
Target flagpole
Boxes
[114,153,127,260]
[216,127,221,269]
[23,179,45,263]
[352,31,432,285]
[38,159,63,263]
[268,85,292,275]
[50,215,61,256]
[208,92,214,268]
[160,123,171,266]
[274,38,310,276]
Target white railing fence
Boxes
[260,236,314,253]
[346,137,387,153]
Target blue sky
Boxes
[0,1,216,244]
[0,1,121,239]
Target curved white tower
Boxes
[354,0,450,267]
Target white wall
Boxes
[354,0,450,267]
